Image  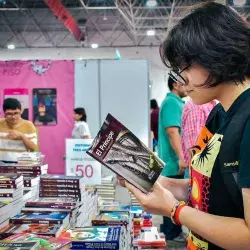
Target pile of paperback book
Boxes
[95,175,116,204]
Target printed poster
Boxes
[65,139,101,185]
[4,88,29,120]
[33,88,57,126]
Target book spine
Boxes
[25,204,74,209]
[0,180,15,185]
[40,184,81,189]
[0,193,14,197]
[39,189,81,194]
[9,218,63,225]
[39,193,81,198]
[40,179,80,185]
[0,184,17,188]
[0,166,45,171]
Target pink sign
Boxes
[0,60,74,175]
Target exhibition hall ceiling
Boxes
[0,0,249,49]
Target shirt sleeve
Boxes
[162,98,182,128]
[183,106,206,149]
[79,123,91,138]
[26,122,38,145]
[239,118,250,188]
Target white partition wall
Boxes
[99,60,150,147]
[75,60,100,137]
[75,59,150,176]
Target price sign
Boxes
[65,139,101,185]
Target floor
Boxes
[152,215,186,250]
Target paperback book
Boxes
[0,241,39,250]
[60,226,126,250]
[0,223,63,238]
[4,233,72,250]
[86,113,164,193]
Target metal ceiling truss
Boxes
[0,0,249,49]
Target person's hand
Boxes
[116,175,126,187]
[125,181,178,217]
[7,130,23,140]
[178,159,186,176]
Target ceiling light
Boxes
[7,44,15,50]
[103,16,107,21]
[147,30,155,36]
[146,0,157,7]
[91,44,98,49]
[233,0,246,6]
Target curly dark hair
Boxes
[160,2,250,88]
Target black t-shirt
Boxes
[187,89,250,250]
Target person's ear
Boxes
[173,82,179,90]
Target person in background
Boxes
[181,99,216,178]
[158,77,187,243]
[72,108,91,139]
[150,99,159,151]
[0,98,37,162]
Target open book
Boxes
[86,114,164,193]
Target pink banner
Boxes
[0,60,74,174]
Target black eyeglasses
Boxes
[168,69,187,86]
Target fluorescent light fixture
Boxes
[147,30,155,36]
[233,0,246,5]
[91,43,98,49]
[7,44,15,50]
[146,0,157,7]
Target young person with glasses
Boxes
[0,98,37,162]
[122,2,250,249]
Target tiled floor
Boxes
[152,215,186,250]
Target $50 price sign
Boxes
[66,139,101,185]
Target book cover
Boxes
[4,233,71,250]
[99,205,130,213]
[92,212,130,226]
[0,241,38,250]
[0,224,63,238]
[60,226,122,249]
[25,197,78,207]
[10,212,69,225]
[86,113,164,193]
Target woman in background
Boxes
[72,108,91,139]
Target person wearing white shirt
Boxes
[72,108,91,139]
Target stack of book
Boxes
[22,197,79,228]
[0,174,24,229]
[130,191,140,206]
[95,175,116,204]
[17,152,45,165]
[39,175,85,201]
[137,227,166,250]
[92,210,132,249]
[75,189,98,227]
[60,226,128,250]
[23,176,40,201]
[0,162,48,177]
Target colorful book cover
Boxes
[4,233,71,250]
[60,226,122,249]
[0,241,38,250]
[99,205,130,213]
[86,113,164,193]
[92,212,130,226]
[10,212,69,225]
[0,224,63,239]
